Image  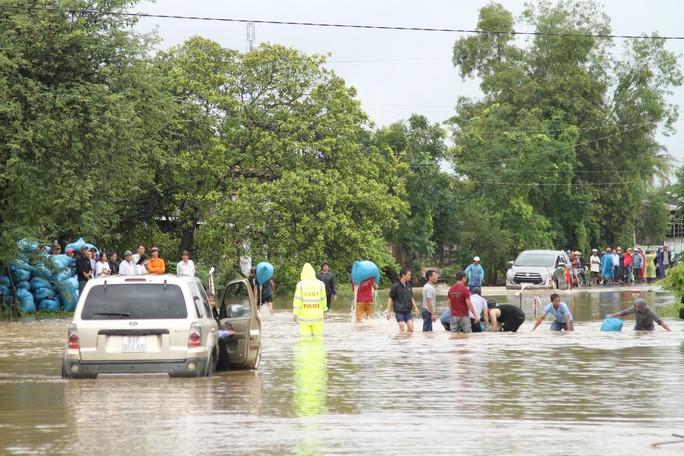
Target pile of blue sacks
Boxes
[0,238,93,314]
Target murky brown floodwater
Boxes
[1,290,683,455]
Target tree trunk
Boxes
[179,222,197,254]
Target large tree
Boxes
[447,0,681,279]
[152,38,406,287]
[0,0,169,258]
[372,114,448,269]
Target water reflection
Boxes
[293,336,327,455]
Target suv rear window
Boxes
[81,284,188,320]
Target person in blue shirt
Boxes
[600,247,614,286]
[531,293,574,331]
[465,256,485,293]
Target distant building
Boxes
[666,204,684,253]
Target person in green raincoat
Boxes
[644,250,657,283]
[293,263,328,337]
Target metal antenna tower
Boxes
[246,22,255,51]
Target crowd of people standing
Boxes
[67,243,197,293]
[577,245,674,288]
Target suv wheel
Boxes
[61,357,70,379]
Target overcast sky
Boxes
[134,0,684,165]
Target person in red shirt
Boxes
[354,277,378,323]
[447,271,476,333]
[624,248,633,284]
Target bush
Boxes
[439,264,464,282]
[658,265,684,317]
[659,264,684,298]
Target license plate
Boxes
[122,336,146,353]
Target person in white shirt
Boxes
[131,244,145,266]
[469,287,490,332]
[118,250,136,276]
[177,250,196,276]
[421,270,438,331]
[135,254,148,275]
[589,249,601,286]
[95,253,112,276]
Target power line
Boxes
[451,122,651,136]
[450,126,649,167]
[328,57,447,64]
[3,5,684,41]
[470,180,636,187]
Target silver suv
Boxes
[505,250,570,290]
[62,275,261,378]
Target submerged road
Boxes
[0,289,682,456]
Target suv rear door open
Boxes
[219,279,262,369]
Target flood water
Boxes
[1,290,683,455]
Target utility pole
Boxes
[246,22,255,51]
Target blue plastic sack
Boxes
[17,239,39,254]
[30,277,52,290]
[256,262,274,285]
[84,243,99,255]
[600,317,623,332]
[31,263,53,280]
[0,275,11,286]
[38,298,60,312]
[15,280,30,290]
[64,237,87,253]
[351,260,381,285]
[65,238,99,255]
[58,277,79,312]
[16,288,36,313]
[10,263,31,282]
[54,270,73,282]
[34,287,56,301]
[10,259,32,270]
[50,254,74,271]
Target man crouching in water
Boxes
[608,298,672,331]
[486,298,526,332]
[531,293,574,332]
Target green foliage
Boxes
[439,264,462,283]
[659,264,684,299]
[1,0,680,292]
[635,190,671,245]
[372,115,447,268]
[0,5,406,292]
[442,0,681,281]
[0,0,171,260]
[150,39,406,290]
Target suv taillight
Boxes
[188,323,202,348]
[68,324,80,350]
